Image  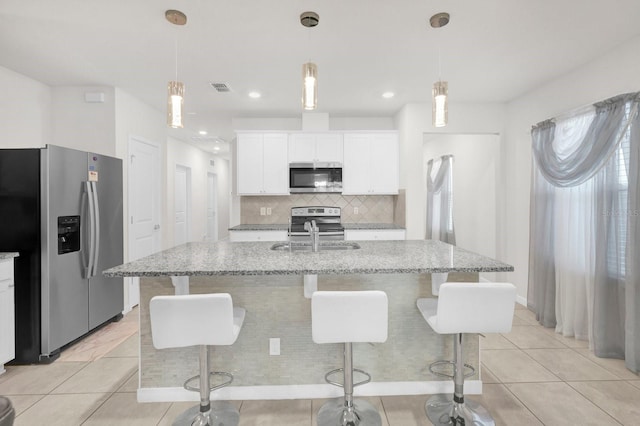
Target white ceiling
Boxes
[2,0,640,155]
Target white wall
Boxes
[51,86,116,156]
[503,34,640,303]
[423,134,500,265]
[214,157,231,239]
[164,137,223,248]
[395,103,506,242]
[0,66,51,148]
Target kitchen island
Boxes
[104,240,513,402]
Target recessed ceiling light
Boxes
[199,130,208,135]
[382,92,395,99]
[248,91,261,99]
[213,146,220,151]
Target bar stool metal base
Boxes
[425,394,495,426]
[173,401,239,426]
[318,397,382,426]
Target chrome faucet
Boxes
[304,219,320,252]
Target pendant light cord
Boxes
[175,39,178,81]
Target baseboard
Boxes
[137,380,484,402]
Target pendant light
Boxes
[300,12,319,110]
[165,10,187,128]
[302,62,318,110]
[432,81,448,128]
[430,12,450,128]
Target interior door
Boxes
[207,172,218,241]
[128,137,161,309]
[174,165,191,245]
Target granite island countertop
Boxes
[228,223,406,231]
[103,239,512,277]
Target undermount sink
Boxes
[270,242,361,251]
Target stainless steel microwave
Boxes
[289,162,342,193]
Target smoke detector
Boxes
[300,11,319,28]
[430,12,450,28]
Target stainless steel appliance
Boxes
[289,162,342,193]
[0,145,124,363]
[289,206,344,241]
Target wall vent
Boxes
[210,82,232,92]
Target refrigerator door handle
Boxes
[81,186,91,278]
[85,181,96,278]
[90,181,101,277]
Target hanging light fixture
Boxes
[300,12,319,110]
[302,62,318,110]
[165,10,187,128]
[167,80,184,128]
[430,12,450,128]
[432,81,448,128]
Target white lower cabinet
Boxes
[229,230,288,242]
[344,229,406,241]
[0,258,15,374]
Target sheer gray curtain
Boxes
[426,154,455,244]
[528,92,640,372]
[426,155,455,295]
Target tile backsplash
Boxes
[241,193,405,225]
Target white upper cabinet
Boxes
[288,133,343,163]
[343,132,399,195]
[237,133,289,195]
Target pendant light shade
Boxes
[167,81,184,128]
[432,80,448,128]
[302,62,318,111]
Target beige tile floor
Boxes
[1,304,638,425]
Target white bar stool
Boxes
[150,293,246,426]
[0,396,14,426]
[312,290,388,426]
[416,282,516,426]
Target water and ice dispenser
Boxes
[57,216,80,255]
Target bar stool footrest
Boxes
[173,401,240,426]
[184,371,234,393]
[425,393,495,426]
[428,360,475,379]
[318,397,382,426]
[324,368,372,388]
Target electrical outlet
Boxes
[269,338,280,355]
[266,207,272,215]
[260,207,266,216]
[354,207,359,215]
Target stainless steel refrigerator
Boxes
[0,144,123,363]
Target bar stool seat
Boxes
[150,293,245,426]
[0,396,15,426]
[417,282,516,426]
[312,290,388,426]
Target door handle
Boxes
[85,181,96,279]
[91,182,100,277]
[154,224,160,230]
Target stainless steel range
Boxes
[288,206,344,241]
